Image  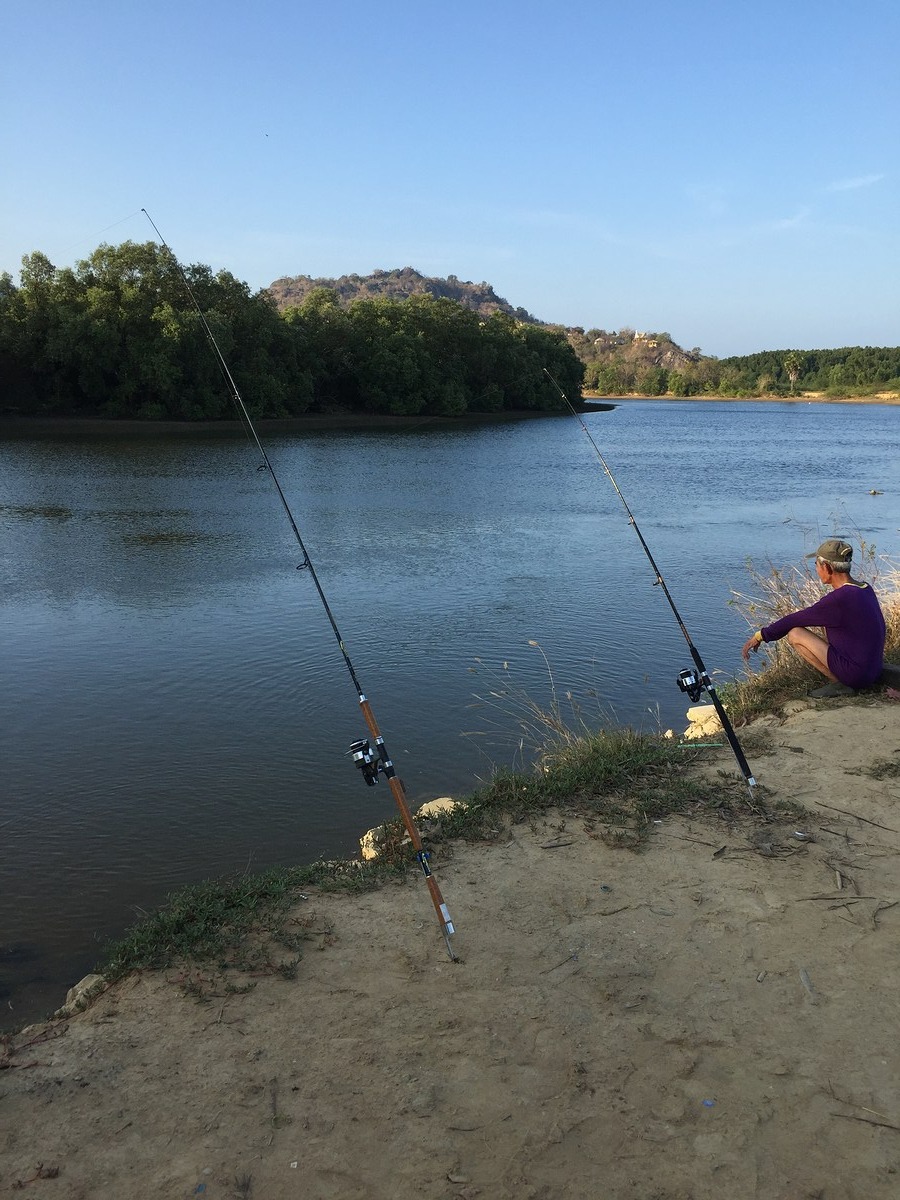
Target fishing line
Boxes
[140,209,457,959]
[542,368,757,795]
[33,210,148,273]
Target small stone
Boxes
[56,973,106,1018]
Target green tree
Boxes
[667,370,687,397]
[0,270,33,409]
[783,351,802,394]
[636,365,667,396]
[289,288,360,412]
[594,363,622,396]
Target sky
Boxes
[2,0,898,357]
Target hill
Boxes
[266,268,706,392]
[265,268,710,395]
[572,327,698,370]
[267,265,540,324]
[267,267,900,399]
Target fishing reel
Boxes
[349,738,382,786]
[676,668,708,703]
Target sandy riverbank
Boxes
[582,391,900,405]
[3,693,900,1199]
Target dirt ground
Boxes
[2,696,899,1199]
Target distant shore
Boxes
[584,390,900,405]
[1,392,897,438]
[0,406,613,436]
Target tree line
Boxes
[0,242,583,420]
[710,346,900,396]
[573,332,900,398]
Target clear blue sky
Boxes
[3,0,898,357]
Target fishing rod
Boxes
[141,210,456,958]
[542,367,757,795]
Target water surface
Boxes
[2,401,898,1024]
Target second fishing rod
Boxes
[142,210,456,959]
[542,368,757,795]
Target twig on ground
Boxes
[541,953,580,974]
[873,900,898,928]
[815,802,898,833]
[799,968,819,1003]
[13,1164,60,1187]
[827,1081,900,1128]
[831,1112,900,1132]
[656,832,722,847]
[797,894,878,901]
[824,860,861,894]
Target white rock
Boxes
[56,973,106,1017]
[360,797,467,861]
[683,702,723,740]
[685,704,718,724]
[415,796,465,819]
[360,824,388,861]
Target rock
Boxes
[360,824,389,861]
[683,703,723,740]
[416,797,464,820]
[56,973,106,1017]
[360,797,467,861]
[685,704,717,723]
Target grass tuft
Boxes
[432,725,782,847]
[99,858,407,985]
[851,757,900,781]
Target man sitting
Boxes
[741,538,886,698]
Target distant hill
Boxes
[266,268,703,380]
[565,326,699,373]
[267,266,540,324]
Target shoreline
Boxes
[583,390,900,405]
[0,407,613,437]
[8,673,900,1032]
[1,390,898,437]
[4,695,900,1197]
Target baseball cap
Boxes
[806,538,853,566]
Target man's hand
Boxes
[741,631,763,662]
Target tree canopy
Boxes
[5,241,894,413]
[0,242,583,420]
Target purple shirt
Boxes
[762,581,886,689]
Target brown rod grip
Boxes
[359,697,455,946]
[359,696,381,742]
[386,775,425,853]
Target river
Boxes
[2,399,898,1024]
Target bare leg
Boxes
[786,627,838,681]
